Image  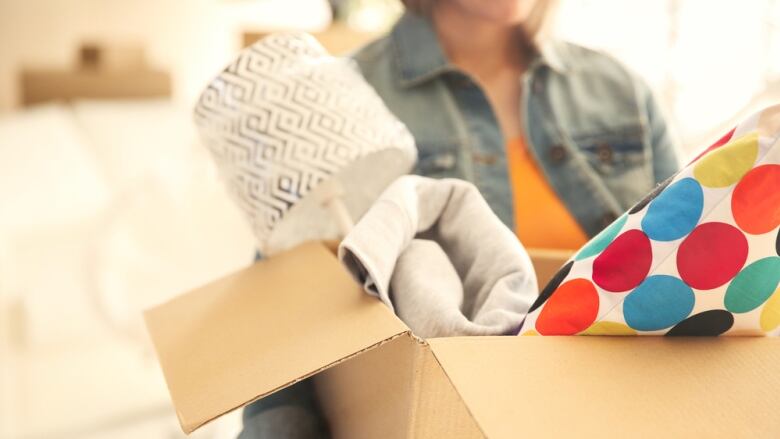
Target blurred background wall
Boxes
[0,0,331,112]
[1,0,779,148]
[556,0,780,151]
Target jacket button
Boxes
[472,152,497,165]
[600,212,619,228]
[597,143,613,164]
[549,144,567,164]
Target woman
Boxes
[240,1,681,437]
[354,0,681,250]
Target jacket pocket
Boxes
[414,139,461,178]
[573,130,653,208]
[574,131,645,173]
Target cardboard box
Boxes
[525,247,574,287]
[145,241,780,438]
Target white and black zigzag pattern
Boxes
[194,33,415,249]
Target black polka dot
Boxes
[529,260,574,313]
[666,310,734,336]
[629,175,675,215]
[776,228,779,257]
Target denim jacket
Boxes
[352,12,682,237]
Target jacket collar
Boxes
[390,12,567,88]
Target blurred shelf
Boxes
[19,69,171,107]
[242,22,381,55]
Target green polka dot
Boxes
[575,213,628,261]
[725,257,780,313]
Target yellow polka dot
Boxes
[581,321,637,336]
[521,329,539,336]
[693,133,759,188]
[760,289,780,333]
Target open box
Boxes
[145,241,780,438]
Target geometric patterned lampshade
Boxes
[194,33,416,255]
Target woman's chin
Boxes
[455,2,532,26]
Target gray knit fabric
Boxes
[339,175,538,338]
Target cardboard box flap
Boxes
[429,336,780,438]
[315,332,486,438]
[144,241,408,433]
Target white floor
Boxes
[0,100,257,438]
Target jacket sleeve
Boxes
[636,77,683,183]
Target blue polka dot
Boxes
[641,178,704,241]
[624,275,695,331]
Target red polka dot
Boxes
[592,230,653,292]
[536,279,599,335]
[677,222,748,290]
[732,165,780,235]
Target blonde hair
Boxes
[401,0,558,43]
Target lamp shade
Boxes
[194,33,416,255]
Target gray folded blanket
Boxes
[338,175,538,338]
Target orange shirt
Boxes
[506,137,588,250]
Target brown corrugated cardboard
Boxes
[315,334,424,439]
[145,241,780,438]
[526,248,574,287]
[315,333,485,439]
[144,241,407,433]
[429,336,780,438]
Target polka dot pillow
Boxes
[520,105,780,337]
